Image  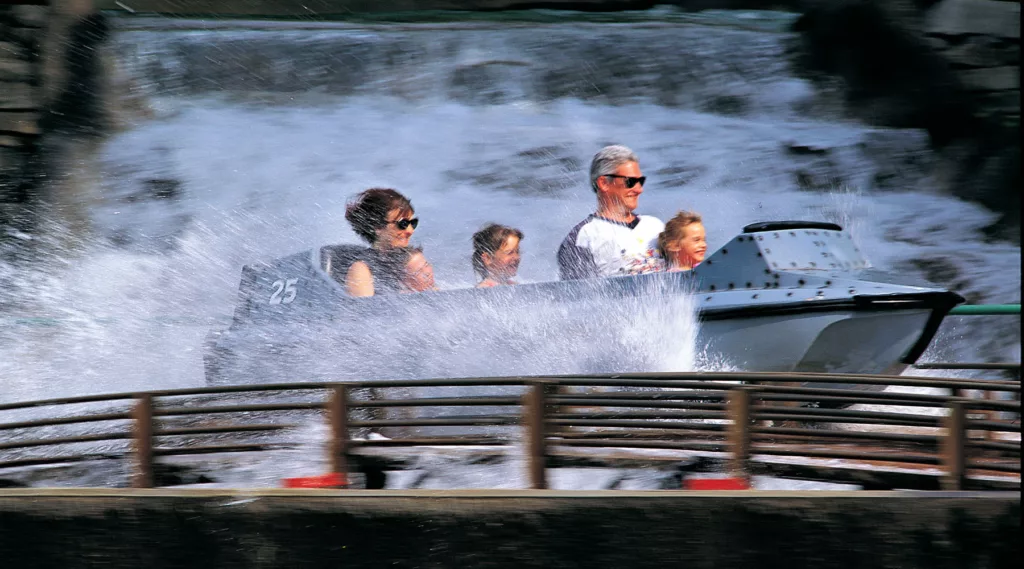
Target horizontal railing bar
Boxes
[540,372,1021,391]
[349,437,507,447]
[552,411,728,420]
[968,440,1022,453]
[751,406,945,424]
[755,393,1020,411]
[959,400,1021,412]
[553,439,728,452]
[0,413,132,432]
[554,429,725,440]
[152,385,332,398]
[355,397,522,408]
[547,419,726,431]
[0,453,122,470]
[913,363,1021,371]
[965,462,1021,473]
[0,394,136,412]
[153,443,292,456]
[379,390,1015,412]
[550,398,726,409]
[0,432,130,451]
[549,379,1021,396]
[966,420,1021,433]
[750,447,941,465]
[553,391,1019,409]
[4,371,1020,412]
[153,403,322,416]
[751,413,940,427]
[748,433,926,446]
[752,427,938,444]
[154,424,295,436]
[348,417,521,428]
[754,394,945,407]
[552,391,728,400]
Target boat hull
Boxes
[204,222,963,389]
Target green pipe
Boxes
[949,304,1021,316]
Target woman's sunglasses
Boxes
[390,218,419,231]
[603,174,647,189]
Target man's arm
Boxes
[557,234,598,280]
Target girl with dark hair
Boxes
[471,224,523,288]
[343,188,422,297]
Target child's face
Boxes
[482,235,521,279]
[403,252,435,292]
[668,223,707,266]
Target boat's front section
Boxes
[691,222,963,375]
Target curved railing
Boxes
[0,372,1018,491]
[1,304,1018,490]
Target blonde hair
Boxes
[658,211,703,258]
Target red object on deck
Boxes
[282,472,348,489]
[683,477,750,490]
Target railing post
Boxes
[326,385,350,478]
[941,401,967,491]
[525,382,548,490]
[131,393,154,489]
[727,387,752,483]
[984,390,999,442]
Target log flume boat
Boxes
[203,221,963,386]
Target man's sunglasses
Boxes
[389,218,419,231]
[603,174,647,189]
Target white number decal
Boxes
[269,278,299,305]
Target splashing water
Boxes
[1,18,1019,406]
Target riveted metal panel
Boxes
[753,229,869,272]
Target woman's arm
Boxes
[345,261,375,297]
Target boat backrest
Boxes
[232,249,344,324]
[320,244,366,286]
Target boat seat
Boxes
[320,244,365,286]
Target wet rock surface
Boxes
[788,0,1020,241]
[0,491,1018,569]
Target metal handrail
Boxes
[0,373,1018,491]
[948,304,1020,316]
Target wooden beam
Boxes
[326,385,350,478]
[131,394,154,489]
[524,382,548,490]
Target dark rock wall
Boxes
[789,0,1020,240]
[1,0,110,228]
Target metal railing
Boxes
[0,372,1018,491]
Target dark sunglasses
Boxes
[603,174,647,188]
[389,218,419,231]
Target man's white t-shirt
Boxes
[557,214,665,280]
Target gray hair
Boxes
[589,145,640,193]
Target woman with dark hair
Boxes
[344,188,421,297]
[471,223,523,288]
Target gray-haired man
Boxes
[557,145,665,280]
